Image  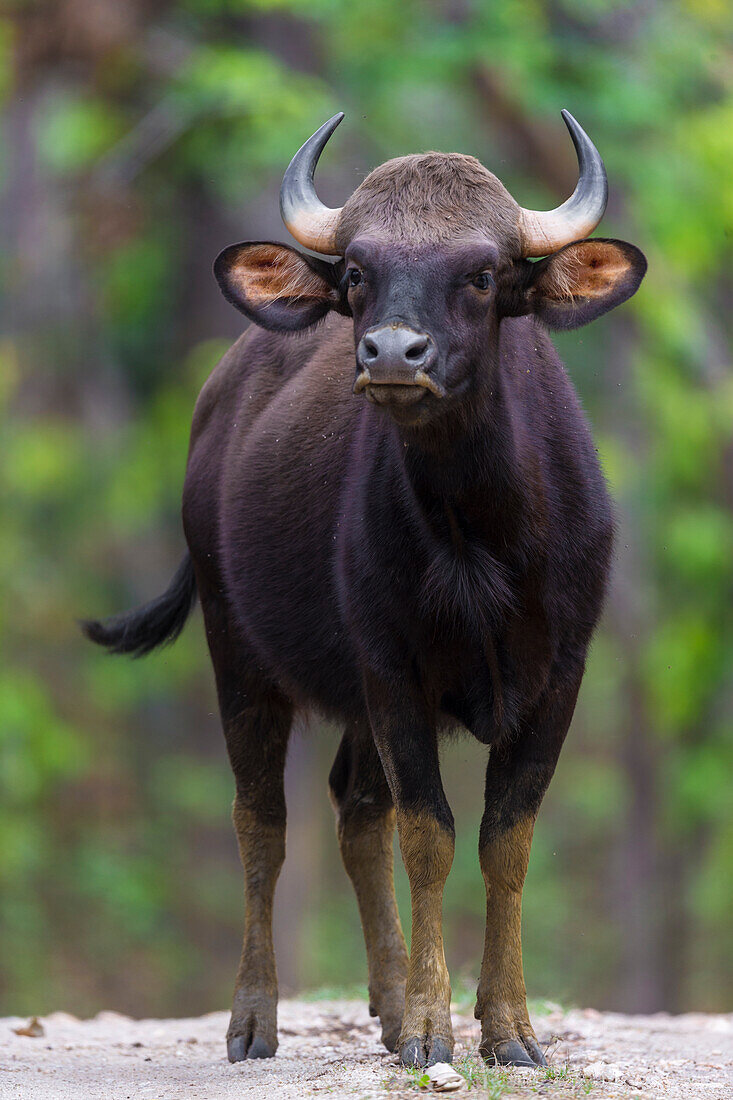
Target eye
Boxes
[347,268,363,287]
[471,271,494,291]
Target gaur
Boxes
[84,110,646,1069]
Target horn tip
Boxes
[560,108,579,132]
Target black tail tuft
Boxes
[81,553,197,658]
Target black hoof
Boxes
[400,1036,427,1068]
[248,1036,276,1059]
[399,1035,453,1068]
[228,1035,248,1063]
[427,1037,453,1066]
[227,1034,276,1062]
[481,1038,538,1067]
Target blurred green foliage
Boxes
[1,0,731,1018]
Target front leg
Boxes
[366,679,455,1068]
[476,678,581,1067]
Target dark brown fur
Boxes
[83,149,647,1070]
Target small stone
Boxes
[424,1062,464,1091]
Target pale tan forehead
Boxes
[335,152,522,251]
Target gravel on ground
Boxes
[2,999,732,1099]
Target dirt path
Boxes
[2,999,731,1099]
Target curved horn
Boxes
[518,110,608,257]
[280,112,345,255]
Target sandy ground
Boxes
[2,999,732,1100]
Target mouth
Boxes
[364,382,429,408]
[354,368,446,403]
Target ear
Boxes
[214,241,346,332]
[518,238,647,330]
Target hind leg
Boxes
[225,693,291,1061]
[199,582,291,1061]
[363,680,455,1068]
[329,722,409,1051]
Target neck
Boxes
[397,337,522,514]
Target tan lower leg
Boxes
[338,808,409,1047]
[229,800,285,1048]
[476,817,536,1049]
[397,811,455,1050]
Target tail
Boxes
[81,553,197,658]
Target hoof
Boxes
[227,1034,276,1062]
[227,1035,248,1062]
[399,1035,453,1068]
[427,1037,454,1067]
[248,1036,276,1059]
[370,983,406,1054]
[400,1036,427,1068]
[480,1037,545,1068]
[381,1021,402,1054]
[522,1034,548,1067]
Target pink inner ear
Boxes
[230,245,332,305]
[541,241,631,301]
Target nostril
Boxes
[403,336,429,361]
[363,338,379,359]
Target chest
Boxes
[337,463,551,720]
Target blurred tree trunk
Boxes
[616,680,663,1011]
